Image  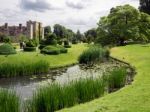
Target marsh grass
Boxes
[26,77,106,112]
[0,89,20,112]
[107,67,127,91]
[78,45,110,64]
[0,60,49,77]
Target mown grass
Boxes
[0,89,20,112]
[25,68,127,112]
[0,44,87,69]
[58,44,150,112]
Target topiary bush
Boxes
[0,44,16,55]
[57,45,68,53]
[24,47,36,52]
[41,45,68,55]
[78,45,110,64]
[41,46,60,55]
[24,39,38,52]
[64,40,72,48]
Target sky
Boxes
[0,0,139,32]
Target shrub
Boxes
[0,89,20,112]
[26,77,105,112]
[107,68,127,90]
[41,46,60,55]
[0,60,49,77]
[38,45,46,50]
[41,45,68,55]
[0,44,16,55]
[43,34,57,45]
[26,40,38,47]
[24,47,36,52]
[64,45,72,48]
[78,45,110,64]
[57,45,68,53]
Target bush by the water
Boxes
[0,44,16,55]
[41,45,68,55]
[78,45,110,64]
[26,67,127,112]
[0,60,49,77]
[26,78,105,112]
[0,89,20,112]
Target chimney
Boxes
[4,23,8,29]
[19,24,22,29]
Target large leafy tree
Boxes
[97,5,150,46]
[139,0,150,15]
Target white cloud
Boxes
[0,0,139,32]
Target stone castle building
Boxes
[0,20,44,42]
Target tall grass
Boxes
[78,45,110,64]
[0,60,49,77]
[26,78,106,112]
[0,89,20,112]
[107,67,127,91]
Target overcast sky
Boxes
[0,0,139,32]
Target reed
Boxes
[0,60,49,77]
[0,89,20,112]
[26,77,106,112]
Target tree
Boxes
[97,5,141,46]
[0,33,6,42]
[44,26,52,38]
[139,0,150,15]
[53,24,66,39]
[84,28,97,43]
[138,12,150,42]
[76,30,84,42]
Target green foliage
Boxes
[26,39,38,47]
[41,45,68,55]
[97,4,150,46]
[64,40,72,48]
[0,89,20,112]
[41,46,60,55]
[4,36,11,44]
[38,45,46,50]
[107,68,127,90]
[78,45,110,64]
[26,77,106,112]
[42,34,57,46]
[0,43,16,55]
[24,47,36,52]
[139,0,150,15]
[0,60,49,77]
[84,28,97,43]
[44,26,52,38]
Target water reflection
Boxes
[0,62,119,100]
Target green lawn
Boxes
[0,44,87,68]
[58,44,150,112]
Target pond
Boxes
[0,61,122,100]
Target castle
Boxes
[0,20,44,42]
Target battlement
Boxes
[0,20,44,42]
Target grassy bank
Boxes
[0,44,87,69]
[58,44,150,112]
